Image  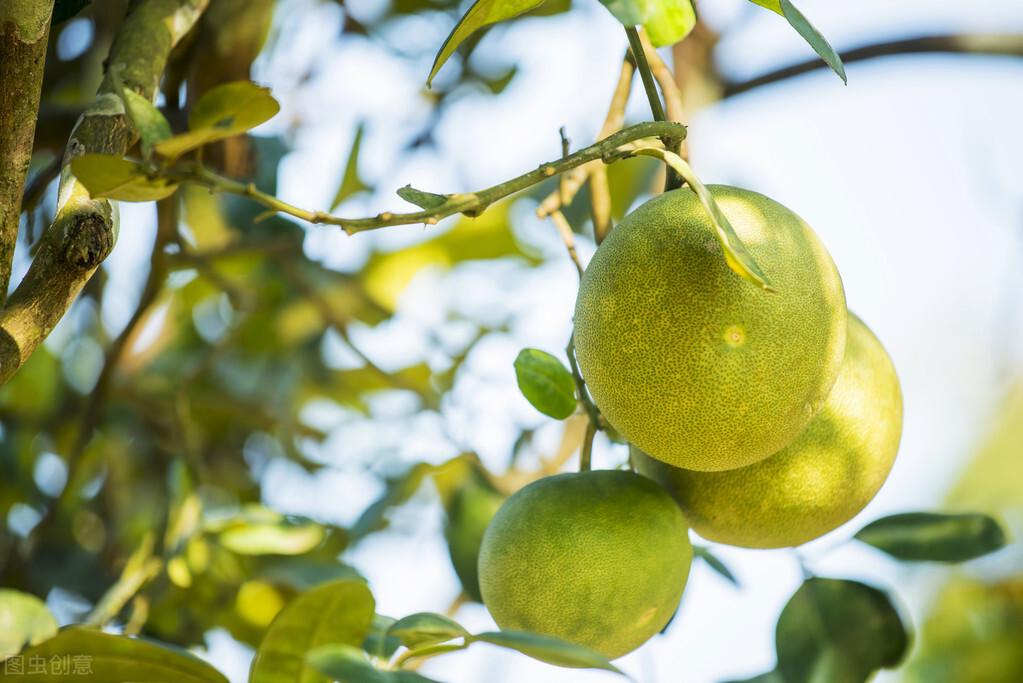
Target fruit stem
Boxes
[626,27,666,122]
[625,26,684,190]
[580,419,596,472]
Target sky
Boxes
[69,0,1023,680]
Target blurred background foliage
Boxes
[1,0,1021,681]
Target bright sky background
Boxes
[82,0,1023,680]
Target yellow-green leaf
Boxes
[600,0,696,47]
[7,627,228,683]
[0,590,57,659]
[250,579,375,683]
[633,148,773,291]
[70,154,178,202]
[428,0,548,86]
[155,81,280,159]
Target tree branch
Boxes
[723,33,1023,98]
[176,121,686,233]
[0,1,55,301]
[0,0,209,386]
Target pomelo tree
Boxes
[0,1,1019,682]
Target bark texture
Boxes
[0,0,210,385]
[0,2,55,300]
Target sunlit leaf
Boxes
[428,0,547,86]
[0,590,58,659]
[250,579,375,683]
[642,0,696,47]
[470,631,623,674]
[854,512,1007,563]
[218,521,325,556]
[388,612,469,648]
[514,348,576,419]
[331,123,371,211]
[9,627,228,683]
[155,81,280,159]
[600,0,696,47]
[634,148,773,291]
[779,0,846,83]
[693,546,740,587]
[748,0,846,83]
[306,645,441,683]
[70,154,178,202]
[775,578,910,683]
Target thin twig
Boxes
[638,29,687,173]
[536,55,634,241]
[549,210,584,277]
[723,33,1023,97]
[626,27,667,122]
[173,121,685,234]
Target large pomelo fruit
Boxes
[574,185,847,471]
[478,470,691,659]
[634,313,903,548]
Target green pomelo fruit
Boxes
[574,185,847,471]
[478,470,692,659]
[634,313,903,548]
[444,479,505,602]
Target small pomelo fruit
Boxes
[634,313,902,548]
[444,477,504,602]
[574,185,847,471]
[478,470,691,659]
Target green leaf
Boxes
[250,579,375,683]
[600,0,696,47]
[693,546,740,587]
[118,87,172,159]
[471,631,623,674]
[748,0,845,83]
[748,0,781,12]
[218,521,325,556]
[642,0,696,48]
[635,148,773,291]
[70,154,179,202]
[155,81,280,159]
[387,612,469,648]
[779,0,846,83]
[7,626,228,683]
[306,645,442,683]
[396,186,448,211]
[363,615,402,659]
[775,578,910,683]
[854,512,1007,563]
[513,349,577,419]
[330,123,371,211]
[0,590,58,659]
[427,0,547,87]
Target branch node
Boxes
[62,214,115,270]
